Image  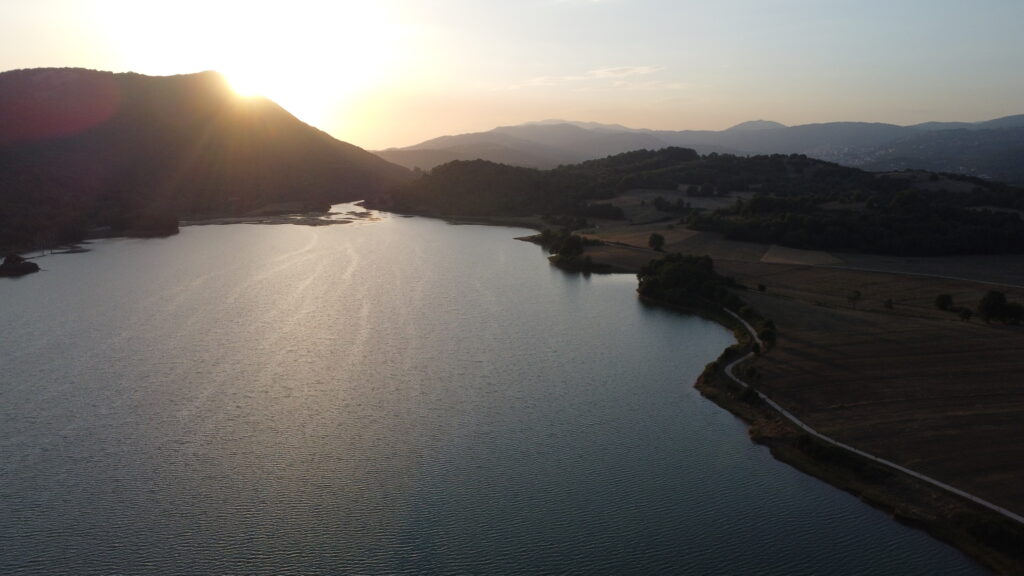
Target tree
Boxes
[556,234,585,259]
[648,233,665,252]
[978,291,1007,323]
[935,294,954,311]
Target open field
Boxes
[728,262,1024,516]
[580,215,1024,523]
[834,253,1024,287]
[761,244,843,266]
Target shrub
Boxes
[648,232,665,251]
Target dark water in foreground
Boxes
[0,206,985,574]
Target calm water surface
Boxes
[0,206,985,574]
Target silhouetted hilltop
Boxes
[0,68,411,250]
[375,122,681,170]
[376,116,1024,185]
[724,120,787,132]
[489,123,668,160]
[976,114,1024,130]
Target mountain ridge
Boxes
[374,115,1024,184]
[0,67,411,250]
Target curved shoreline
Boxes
[37,209,1016,570]
[619,261,1023,572]
[720,309,1024,527]
[691,306,1024,574]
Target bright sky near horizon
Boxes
[2,0,1023,150]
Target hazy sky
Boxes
[3,0,1023,149]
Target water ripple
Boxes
[0,208,985,575]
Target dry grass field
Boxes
[729,262,1024,515]
[582,216,1024,518]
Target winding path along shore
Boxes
[434,208,1024,571]
[569,224,1024,572]
[721,309,1024,528]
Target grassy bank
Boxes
[693,327,1024,574]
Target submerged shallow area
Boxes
[0,206,984,574]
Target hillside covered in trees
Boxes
[372,147,1024,256]
[686,163,1024,256]
[369,147,702,218]
[0,68,411,251]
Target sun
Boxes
[220,64,338,125]
[89,0,406,140]
[225,68,270,99]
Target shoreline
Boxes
[546,231,1024,573]
[502,222,1023,569]
[474,217,1024,573]
[14,206,1023,570]
[4,205,380,259]
[688,304,1024,574]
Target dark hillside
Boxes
[858,127,1024,185]
[375,147,1024,256]
[373,148,702,217]
[376,159,590,217]
[0,68,411,250]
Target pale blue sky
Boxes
[2,0,1022,148]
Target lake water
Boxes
[0,206,985,574]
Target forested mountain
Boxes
[375,116,1024,185]
[369,147,704,217]
[370,147,1024,256]
[0,68,411,250]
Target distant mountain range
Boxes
[375,116,1024,184]
[0,68,410,250]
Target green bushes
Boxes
[636,253,741,310]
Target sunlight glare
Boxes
[90,0,404,130]
[226,69,267,98]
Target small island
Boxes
[0,254,40,277]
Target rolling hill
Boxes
[376,116,1024,184]
[854,126,1024,184]
[376,122,672,170]
[374,146,1024,256]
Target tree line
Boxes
[381,148,1024,257]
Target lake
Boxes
[0,205,985,574]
